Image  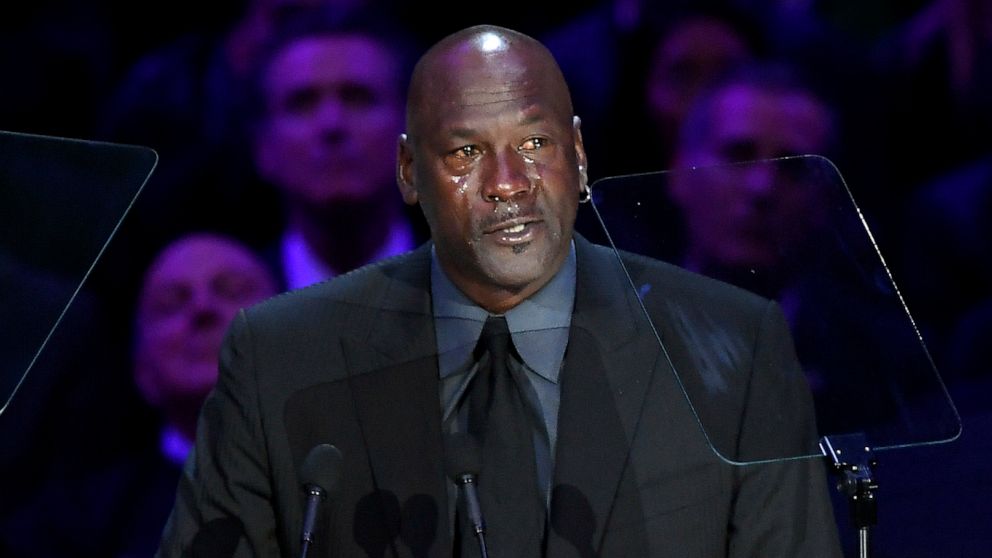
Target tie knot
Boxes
[477,315,512,360]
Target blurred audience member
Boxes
[133,233,278,452]
[540,0,663,179]
[643,9,760,169]
[247,9,427,289]
[226,0,373,78]
[0,233,277,557]
[93,2,386,329]
[663,67,960,556]
[543,3,764,179]
[668,64,834,287]
[662,65,941,443]
[701,2,901,248]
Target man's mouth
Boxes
[486,218,541,244]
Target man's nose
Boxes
[740,163,777,198]
[481,146,531,202]
[188,289,224,329]
[315,98,347,139]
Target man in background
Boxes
[248,10,427,289]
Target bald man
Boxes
[157,25,841,557]
[135,233,279,454]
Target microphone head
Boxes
[300,443,344,498]
[444,432,482,482]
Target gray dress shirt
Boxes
[431,243,576,508]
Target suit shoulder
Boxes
[241,247,429,329]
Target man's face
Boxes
[399,36,585,311]
[135,235,276,407]
[671,83,831,271]
[645,17,751,134]
[255,35,404,208]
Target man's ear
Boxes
[573,116,588,188]
[396,133,419,205]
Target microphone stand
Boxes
[300,485,325,558]
[456,473,489,558]
[820,433,878,558]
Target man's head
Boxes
[644,13,756,146]
[669,65,834,275]
[251,12,414,212]
[134,233,277,434]
[397,25,587,313]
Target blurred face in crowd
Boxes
[255,33,405,209]
[227,0,371,75]
[645,16,752,139]
[135,234,277,409]
[670,82,832,272]
[398,27,587,313]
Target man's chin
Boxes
[480,250,561,293]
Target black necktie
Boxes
[460,316,544,558]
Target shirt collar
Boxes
[431,242,575,383]
[281,220,416,290]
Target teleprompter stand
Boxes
[820,433,879,558]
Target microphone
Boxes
[299,443,344,558]
[444,433,488,558]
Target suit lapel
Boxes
[548,238,663,557]
[340,246,452,558]
[322,239,664,557]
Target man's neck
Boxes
[290,198,410,275]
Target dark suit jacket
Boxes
[157,236,842,557]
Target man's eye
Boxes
[146,285,191,318]
[443,145,480,171]
[214,274,259,303]
[453,145,479,158]
[339,84,378,108]
[519,137,547,151]
[282,88,321,115]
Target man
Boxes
[113,233,280,556]
[642,10,759,174]
[157,25,841,557]
[134,233,280,463]
[250,11,426,289]
[1,233,278,556]
[667,64,835,290]
[663,66,934,442]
